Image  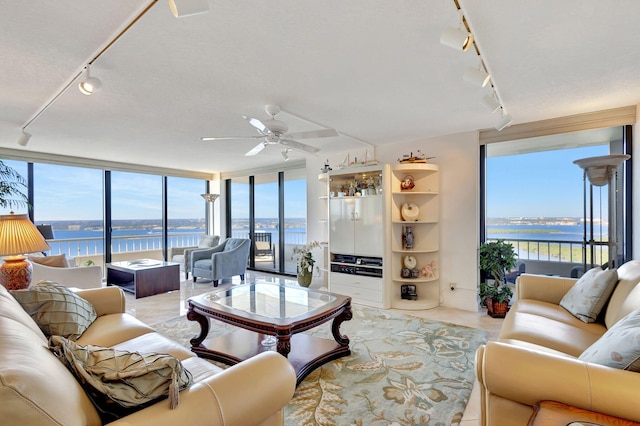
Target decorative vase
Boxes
[402,226,414,250]
[297,267,313,287]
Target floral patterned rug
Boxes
[152,306,488,426]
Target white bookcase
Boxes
[326,164,390,308]
[389,163,440,310]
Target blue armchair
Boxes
[191,238,251,286]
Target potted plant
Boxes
[479,239,517,318]
[292,240,321,287]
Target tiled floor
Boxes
[121,271,503,425]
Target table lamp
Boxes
[0,212,50,290]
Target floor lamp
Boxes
[201,193,219,236]
[0,212,51,290]
[573,154,630,271]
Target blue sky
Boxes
[486,144,609,218]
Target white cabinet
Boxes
[327,165,389,308]
[329,196,383,257]
[390,163,440,310]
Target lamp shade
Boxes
[495,114,513,131]
[0,213,50,256]
[573,154,631,186]
[201,193,219,203]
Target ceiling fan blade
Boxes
[242,115,268,135]
[245,142,267,156]
[201,135,263,141]
[285,128,339,140]
[279,139,320,154]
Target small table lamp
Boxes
[0,212,51,290]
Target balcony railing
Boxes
[487,237,608,265]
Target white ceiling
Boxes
[1,0,639,174]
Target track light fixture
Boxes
[17,130,32,147]
[463,65,491,88]
[440,12,473,52]
[495,110,513,132]
[168,0,209,18]
[78,65,101,95]
[481,92,501,113]
[281,149,290,161]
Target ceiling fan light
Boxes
[463,67,490,87]
[440,26,473,52]
[495,113,513,131]
[481,93,501,113]
[168,0,209,18]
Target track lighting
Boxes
[463,66,491,87]
[495,111,513,131]
[78,65,101,95]
[17,130,31,147]
[281,149,290,161]
[168,0,209,18]
[440,10,473,53]
[481,93,501,113]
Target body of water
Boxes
[487,224,606,242]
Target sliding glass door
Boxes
[226,166,307,275]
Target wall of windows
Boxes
[225,164,307,276]
[0,157,207,272]
[482,126,631,277]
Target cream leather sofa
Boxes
[0,284,296,426]
[475,260,640,425]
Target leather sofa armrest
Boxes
[477,341,640,422]
[516,273,577,304]
[74,287,126,316]
[108,352,296,426]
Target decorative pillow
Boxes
[28,253,70,268]
[198,235,219,248]
[49,335,192,421]
[10,281,96,340]
[559,267,618,323]
[578,308,640,371]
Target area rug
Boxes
[151,306,488,426]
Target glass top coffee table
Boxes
[187,282,352,385]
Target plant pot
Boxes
[297,268,313,287]
[486,297,509,318]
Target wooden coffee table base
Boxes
[187,298,352,386]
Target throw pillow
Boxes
[198,235,219,248]
[10,281,97,340]
[49,335,192,421]
[559,267,618,323]
[28,253,70,268]
[578,308,640,371]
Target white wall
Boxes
[305,132,480,311]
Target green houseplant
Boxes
[479,239,517,318]
[292,241,321,287]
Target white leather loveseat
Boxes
[0,284,296,425]
[475,260,640,425]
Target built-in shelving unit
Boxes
[390,163,440,310]
[326,164,390,308]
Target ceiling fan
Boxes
[201,105,339,156]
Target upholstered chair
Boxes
[169,235,220,280]
[191,238,251,286]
